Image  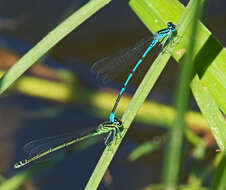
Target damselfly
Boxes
[92,22,177,123]
[14,119,122,169]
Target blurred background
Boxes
[0,0,225,189]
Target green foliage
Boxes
[128,141,160,162]
[129,0,226,114]
[0,0,111,95]
[191,75,226,151]
[211,155,226,190]
[0,0,225,189]
[0,166,45,190]
[129,0,226,189]
[163,0,205,187]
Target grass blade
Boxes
[210,155,226,190]
[0,0,111,94]
[191,75,226,151]
[162,0,205,188]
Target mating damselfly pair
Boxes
[14,22,177,169]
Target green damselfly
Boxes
[14,119,123,169]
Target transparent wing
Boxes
[23,130,95,159]
[91,36,154,83]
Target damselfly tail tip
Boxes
[14,159,28,169]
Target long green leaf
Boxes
[162,0,204,188]
[191,75,226,151]
[0,0,111,94]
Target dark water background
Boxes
[0,0,225,189]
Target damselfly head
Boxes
[113,118,122,126]
[167,22,176,32]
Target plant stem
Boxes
[162,0,204,188]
